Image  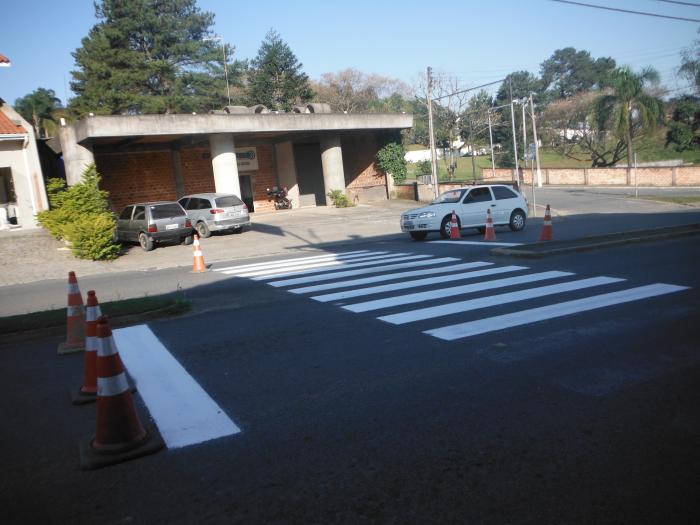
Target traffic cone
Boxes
[192,234,208,273]
[71,290,101,405]
[540,204,553,241]
[57,271,85,355]
[79,316,164,469]
[484,209,497,241]
[449,210,461,239]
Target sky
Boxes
[1,0,699,106]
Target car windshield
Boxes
[432,190,465,204]
[150,204,185,219]
[215,195,244,208]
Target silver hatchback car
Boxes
[115,201,194,251]
[178,193,250,238]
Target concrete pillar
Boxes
[320,134,345,206]
[58,125,94,185]
[209,133,241,197]
[275,141,299,207]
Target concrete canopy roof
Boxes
[73,113,413,145]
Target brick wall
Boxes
[342,133,387,203]
[249,144,276,212]
[96,150,176,212]
[180,147,215,194]
[486,166,700,187]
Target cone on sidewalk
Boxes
[484,209,497,241]
[57,271,85,355]
[192,234,208,273]
[449,210,461,240]
[540,204,553,241]
[79,316,164,470]
[71,290,101,405]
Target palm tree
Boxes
[13,88,62,138]
[591,67,664,170]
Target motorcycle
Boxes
[267,186,292,210]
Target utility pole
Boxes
[509,80,519,186]
[488,110,496,179]
[204,36,232,106]
[468,118,477,180]
[427,67,440,199]
[521,99,527,169]
[529,93,542,188]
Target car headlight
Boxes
[417,211,436,219]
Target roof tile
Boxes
[0,111,27,134]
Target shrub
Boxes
[376,142,408,183]
[416,159,432,176]
[327,189,355,208]
[37,163,119,260]
[65,213,120,260]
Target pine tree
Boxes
[69,0,241,116]
[246,29,313,112]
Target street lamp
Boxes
[204,35,231,106]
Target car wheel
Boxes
[196,221,211,238]
[139,233,154,251]
[233,227,244,234]
[440,215,458,239]
[409,231,428,241]
[509,209,526,231]
[182,235,193,246]
[476,226,486,234]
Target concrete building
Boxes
[58,106,412,213]
[0,99,49,229]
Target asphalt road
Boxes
[2,233,698,524]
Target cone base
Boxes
[79,423,165,470]
[190,266,211,273]
[57,342,85,355]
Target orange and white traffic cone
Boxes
[72,290,101,404]
[484,209,497,241]
[79,316,164,469]
[57,271,85,355]
[449,210,461,239]
[192,234,207,273]
[540,204,553,241]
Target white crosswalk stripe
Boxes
[223,249,690,342]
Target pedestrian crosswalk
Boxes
[214,250,689,341]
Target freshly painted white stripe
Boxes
[379,276,623,324]
[86,305,102,322]
[96,335,118,357]
[312,265,529,302]
[68,283,81,294]
[288,260,488,294]
[253,254,430,281]
[242,253,410,278]
[214,250,375,273]
[425,283,689,340]
[113,325,241,449]
[343,271,573,313]
[67,305,83,317]
[429,240,523,247]
[268,257,458,287]
[97,372,129,397]
[85,336,98,352]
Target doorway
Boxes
[239,175,254,212]
[293,143,325,206]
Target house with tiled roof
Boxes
[0,98,49,228]
[0,54,10,67]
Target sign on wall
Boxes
[236,147,258,172]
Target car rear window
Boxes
[215,195,244,207]
[150,204,185,219]
[492,186,518,200]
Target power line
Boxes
[549,0,700,22]
[653,0,700,7]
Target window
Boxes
[179,198,190,209]
[216,195,244,208]
[492,186,518,200]
[433,190,465,204]
[463,187,492,203]
[132,206,146,220]
[119,206,134,220]
[150,203,185,219]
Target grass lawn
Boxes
[635,196,700,206]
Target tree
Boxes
[665,95,700,151]
[679,31,700,95]
[311,69,409,113]
[69,0,239,116]
[14,88,61,137]
[540,47,616,101]
[246,29,313,111]
[592,67,664,169]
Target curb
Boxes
[491,223,700,258]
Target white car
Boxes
[400,184,528,241]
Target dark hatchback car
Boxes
[115,201,193,251]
